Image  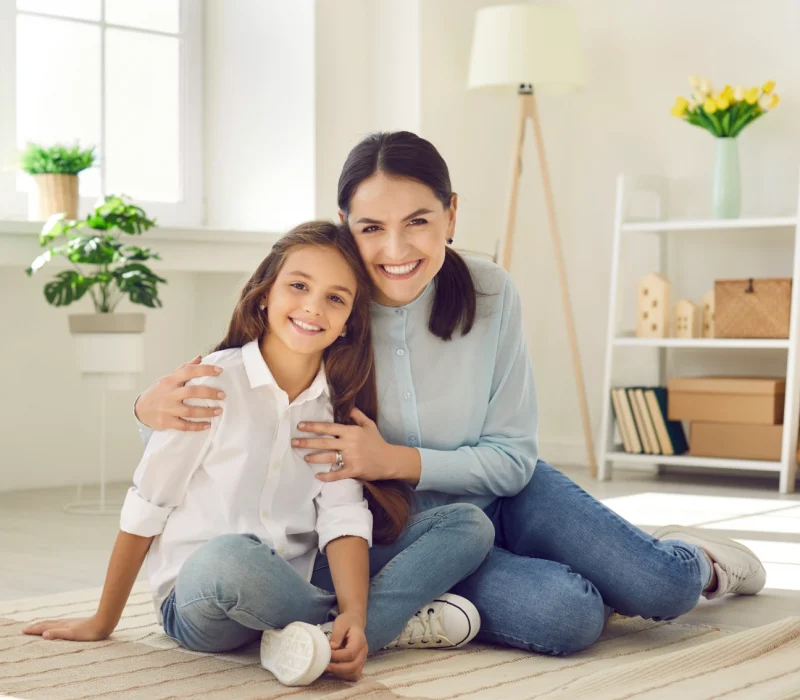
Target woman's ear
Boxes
[337,210,346,224]
[447,194,458,241]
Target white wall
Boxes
[417,0,800,465]
[204,0,316,231]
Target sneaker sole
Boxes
[651,525,766,593]
[260,622,331,687]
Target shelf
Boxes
[606,451,781,472]
[622,217,797,233]
[614,336,790,350]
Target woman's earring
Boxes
[340,330,347,338]
[447,237,454,244]
[259,304,266,311]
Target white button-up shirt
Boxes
[120,340,372,621]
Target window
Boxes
[8,0,202,225]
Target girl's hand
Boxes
[23,616,113,641]
[326,613,368,681]
[295,408,396,482]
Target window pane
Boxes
[105,28,180,202]
[105,0,179,34]
[16,15,101,196]
[16,0,101,22]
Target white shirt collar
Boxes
[241,340,330,400]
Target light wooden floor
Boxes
[1,466,798,631]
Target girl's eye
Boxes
[290,282,307,291]
[409,218,428,226]
[329,295,345,305]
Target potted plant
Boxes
[25,195,166,378]
[20,142,96,221]
[670,78,780,219]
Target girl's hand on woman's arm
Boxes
[295,408,421,485]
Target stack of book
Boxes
[611,386,688,455]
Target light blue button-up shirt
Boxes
[138,256,539,514]
[371,256,538,513]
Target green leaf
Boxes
[25,249,52,276]
[43,270,95,307]
[19,142,96,175]
[112,263,166,309]
[721,112,731,136]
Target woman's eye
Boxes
[329,295,345,305]
[361,225,379,233]
[409,218,428,226]
[290,282,307,291]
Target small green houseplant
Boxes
[20,142,96,221]
[27,196,165,380]
[26,194,166,315]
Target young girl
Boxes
[24,221,495,687]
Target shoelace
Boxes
[397,606,446,646]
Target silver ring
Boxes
[335,451,344,469]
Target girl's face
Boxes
[343,172,457,307]
[263,246,357,358]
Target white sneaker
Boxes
[384,593,480,650]
[652,525,767,599]
[260,622,331,687]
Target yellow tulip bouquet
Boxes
[671,76,780,137]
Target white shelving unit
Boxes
[597,174,800,494]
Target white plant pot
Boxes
[69,313,146,390]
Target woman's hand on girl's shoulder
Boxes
[293,408,393,482]
[23,615,114,641]
[135,356,225,432]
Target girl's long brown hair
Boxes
[214,220,412,544]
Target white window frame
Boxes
[0,0,204,228]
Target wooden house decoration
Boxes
[673,299,699,338]
[636,273,670,338]
[701,290,715,338]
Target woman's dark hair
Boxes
[337,131,477,341]
[214,221,412,543]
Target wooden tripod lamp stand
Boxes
[468,4,597,477]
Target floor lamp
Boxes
[468,4,597,477]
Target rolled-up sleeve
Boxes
[120,394,218,537]
[314,478,373,553]
[416,275,538,496]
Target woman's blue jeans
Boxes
[450,460,713,656]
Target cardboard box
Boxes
[667,376,785,425]
[690,422,784,461]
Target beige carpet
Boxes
[1,584,799,699]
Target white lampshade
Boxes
[467,4,584,94]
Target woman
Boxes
[135,131,766,656]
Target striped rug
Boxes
[1,584,798,699]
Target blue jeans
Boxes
[451,460,713,656]
[161,503,494,654]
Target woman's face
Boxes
[343,173,457,307]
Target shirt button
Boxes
[270,461,280,471]
[404,392,411,399]
[408,436,417,445]
[261,508,270,518]
[397,349,404,356]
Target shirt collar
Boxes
[371,278,435,316]
[241,340,330,400]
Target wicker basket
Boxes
[714,278,792,338]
